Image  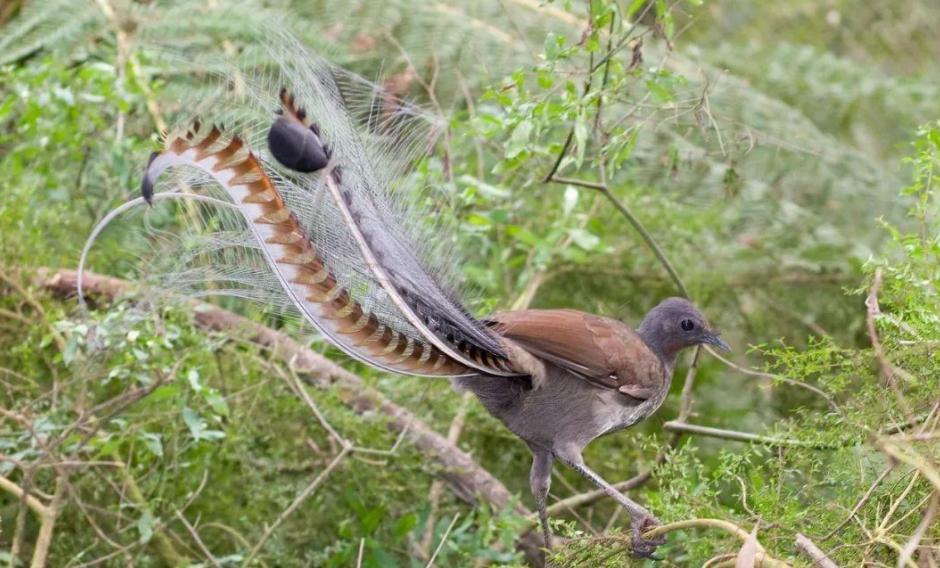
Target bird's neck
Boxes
[637,325,679,376]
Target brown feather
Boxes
[487,310,666,399]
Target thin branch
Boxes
[0,475,50,518]
[29,473,66,568]
[356,538,365,568]
[875,440,940,491]
[795,533,841,568]
[662,421,836,449]
[176,512,223,568]
[704,346,842,415]
[642,518,765,552]
[425,513,459,568]
[421,392,473,558]
[821,464,894,541]
[547,166,691,298]
[895,490,938,568]
[242,446,351,568]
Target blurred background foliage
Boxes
[0,0,938,567]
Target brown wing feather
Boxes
[486,310,666,399]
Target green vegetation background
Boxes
[0,1,938,567]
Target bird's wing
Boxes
[485,310,665,399]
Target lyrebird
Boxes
[81,32,728,558]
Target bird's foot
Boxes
[631,515,667,559]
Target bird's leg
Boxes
[557,449,666,558]
[529,447,554,549]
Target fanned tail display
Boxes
[79,30,518,379]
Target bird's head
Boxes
[637,297,729,359]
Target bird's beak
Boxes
[703,332,731,352]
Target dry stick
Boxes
[703,346,841,415]
[875,441,940,491]
[794,533,840,568]
[176,512,223,568]
[895,490,938,568]
[29,474,66,568]
[661,421,836,449]
[702,553,739,568]
[709,554,789,568]
[642,518,765,552]
[425,513,460,568]
[420,391,473,558]
[821,464,895,541]
[0,475,50,518]
[242,446,351,568]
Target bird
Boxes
[80,31,729,559]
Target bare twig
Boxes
[356,538,365,568]
[176,511,223,568]
[875,440,940,491]
[0,475,51,518]
[662,421,834,448]
[425,513,460,568]
[29,473,66,568]
[895,490,937,568]
[795,533,840,568]
[420,391,473,558]
[821,464,894,541]
[643,518,763,551]
[242,446,351,568]
[704,346,841,415]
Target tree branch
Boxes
[33,268,546,563]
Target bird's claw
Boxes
[631,515,666,559]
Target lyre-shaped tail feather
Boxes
[140,122,471,377]
[82,32,520,379]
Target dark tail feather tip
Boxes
[141,151,159,205]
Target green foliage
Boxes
[1,1,939,567]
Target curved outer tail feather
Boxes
[141,122,472,377]
[82,34,521,380]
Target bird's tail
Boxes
[79,29,517,378]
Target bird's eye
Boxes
[680,319,695,332]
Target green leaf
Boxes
[568,228,601,251]
[563,186,579,215]
[205,392,230,417]
[573,116,588,168]
[138,432,163,458]
[645,79,673,104]
[137,510,154,544]
[360,506,386,534]
[506,225,540,246]
[506,120,532,159]
[627,0,646,18]
[187,369,202,392]
[394,513,418,539]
